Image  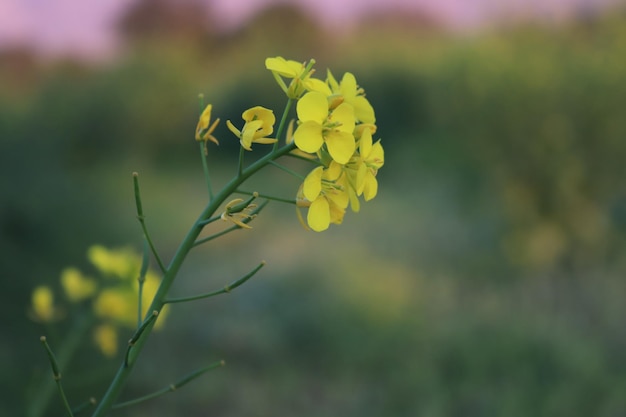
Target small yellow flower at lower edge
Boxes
[195,104,220,145]
[226,106,277,151]
[93,323,118,357]
[30,286,61,322]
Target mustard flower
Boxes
[88,245,140,280]
[327,70,376,124]
[353,128,385,201]
[297,164,349,232]
[30,286,61,322]
[221,197,258,229]
[293,92,356,164]
[61,267,97,302]
[265,57,330,99]
[195,104,220,145]
[226,106,277,151]
[93,323,118,357]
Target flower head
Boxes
[221,193,259,229]
[265,57,330,99]
[227,106,277,151]
[195,104,220,145]
[30,286,62,322]
[297,164,349,232]
[327,71,376,124]
[61,267,97,302]
[293,92,356,164]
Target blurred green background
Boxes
[2,1,626,416]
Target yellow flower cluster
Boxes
[30,245,166,357]
[267,57,385,232]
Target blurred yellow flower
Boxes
[226,106,277,151]
[93,289,133,327]
[61,267,96,302]
[93,323,118,357]
[88,245,139,280]
[31,286,59,322]
[195,104,220,145]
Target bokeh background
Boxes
[2,0,626,416]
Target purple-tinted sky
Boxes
[0,0,622,58]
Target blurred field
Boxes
[2,3,626,416]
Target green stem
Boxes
[193,201,269,247]
[236,190,296,205]
[237,146,245,177]
[164,262,265,304]
[90,140,296,417]
[137,238,149,327]
[28,315,93,417]
[268,160,305,180]
[112,361,224,410]
[133,173,167,274]
[199,142,214,200]
[272,98,293,152]
[40,336,75,417]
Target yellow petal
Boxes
[325,161,343,181]
[265,57,303,78]
[326,69,339,92]
[354,96,376,124]
[363,172,378,201]
[340,72,357,100]
[32,286,55,322]
[305,78,332,96]
[325,131,355,165]
[303,166,323,201]
[308,197,330,232]
[226,120,241,138]
[294,121,324,153]
[93,324,118,357]
[61,267,96,302]
[297,92,328,124]
[330,102,355,133]
[370,140,385,168]
[359,128,373,157]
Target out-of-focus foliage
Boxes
[2,2,626,416]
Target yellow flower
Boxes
[327,70,376,124]
[298,164,349,232]
[220,196,258,229]
[195,104,220,145]
[31,286,60,322]
[93,289,134,327]
[226,106,277,151]
[93,323,118,357]
[92,270,168,330]
[265,57,330,99]
[88,245,140,280]
[354,128,385,201]
[293,92,356,164]
[61,267,96,302]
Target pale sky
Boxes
[0,0,622,59]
